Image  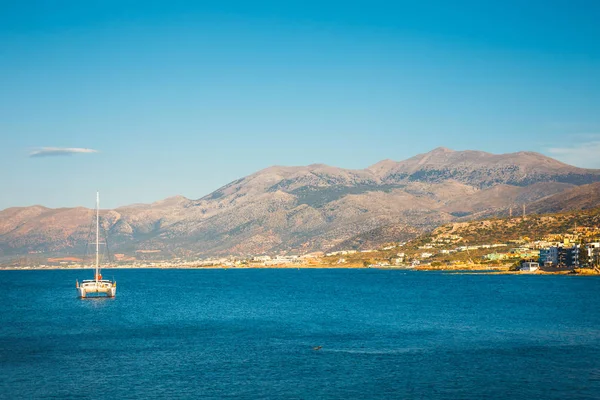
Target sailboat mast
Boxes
[96,191,99,282]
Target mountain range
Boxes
[2,147,600,258]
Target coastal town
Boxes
[5,219,600,274]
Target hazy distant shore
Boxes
[1,264,597,275]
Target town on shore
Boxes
[4,222,600,275]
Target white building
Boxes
[252,255,272,262]
[520,262,539,272]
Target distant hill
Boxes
[2,147,600,258]
[330,223,424,252]
[321,207,600,270]
[527,182,600,214]
[437,208,600,245]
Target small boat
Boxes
[76,192,116,298]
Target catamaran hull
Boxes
[78,288,116,298]
[77,282,116,298]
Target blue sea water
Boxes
[1,269,599,399]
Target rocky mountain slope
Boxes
[2,148,600,258]
[527,182,600,214]
[424,206,600,247]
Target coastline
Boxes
[1,264,598,275]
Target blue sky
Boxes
[1,0,599,209]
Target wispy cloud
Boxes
[546,136,600,168]
[29,147,99,158]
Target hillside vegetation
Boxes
[322,207,600,268]
[432,208,600,245]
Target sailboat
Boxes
[76,192,117,298]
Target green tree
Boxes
[510,259,523,271]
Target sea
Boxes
[1,269,599,399]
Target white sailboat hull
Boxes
[77,280,116,298]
